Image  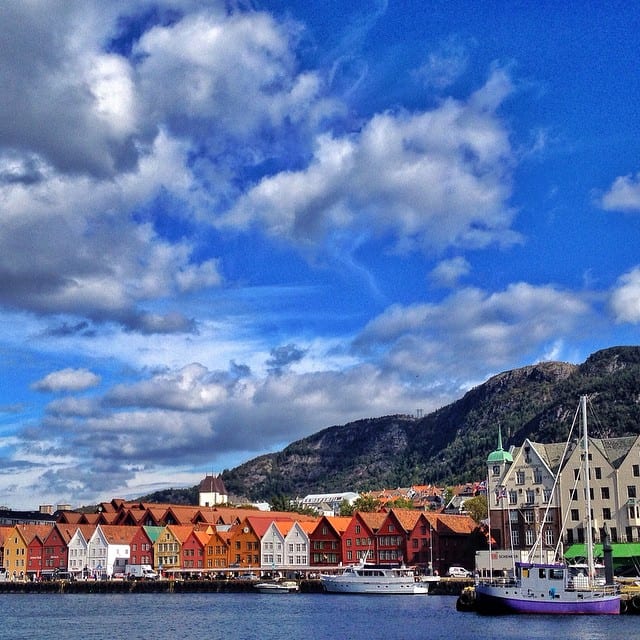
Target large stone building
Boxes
[487,425,640,561]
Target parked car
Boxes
[447,566,472,578]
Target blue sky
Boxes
[1,1,640,509]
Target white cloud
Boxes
[136,10,330,140]
[600,172,640,212]
[0,2,143,177]
[32,368,101,393]
[609,267,640,323]
[354,282,592,378]
[0,132,219,330]
[223,68,519,253]
[429,257,471,288]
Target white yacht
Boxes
[320,560,429,595]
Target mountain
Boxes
[137,346,640,504]
[220,346,640,501]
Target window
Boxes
[603,508,611,520]
[570,489,578,501]
[543,489,552,503]
[595,467,602,479]
[509,491,517,505]
[543,528,554,546]
[601,487,610,500]
[524,510,534,523]
[525,529,535,546]
[516,471,525,485]
[634,465,640,478]
[628,486,637,499]
[534,468,543,484]
[511,530,520,547]
[492,465,501,476]
[571,509,579,521]
[525,489,535,504]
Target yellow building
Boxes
[153,524,193,574]
[3,524,52,579]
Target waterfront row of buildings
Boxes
[0,497,482,580]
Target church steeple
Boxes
[487,425,513,464]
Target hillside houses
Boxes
[0,498,483,580]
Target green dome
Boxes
[487,427,513,464]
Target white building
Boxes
[198,474,229,507]
[297,492,360,516]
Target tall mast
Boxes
[581,395,595,585]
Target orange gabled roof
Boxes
[14,524,54,545]
[296,520,318,535]
[241,517,271,537]
[388,508,422,531]
[56,511,84,524]
[65,524,99,542]
[204,507,245,525]
[0,525,14,546]
[166,525,195,543]
[165,506,201,525]
[274,520,295,536]
[100,512,120,525]
[100,525,138,545]
[431,513,477,535]
[357,511,386,532]
[320,516,351,535]
[192,530,210,547]
[80,513,102,525]
[143,507,169,524]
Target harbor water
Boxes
[3,592,637,640]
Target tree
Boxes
[388,497,415,509]
[462,494,487,524]
[339,499,355,516]
[351,495,382,513]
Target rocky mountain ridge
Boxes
[220,347,640,501]
[140,346,640,504]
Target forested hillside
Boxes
[142,347,640,503]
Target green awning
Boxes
[564,543,640,559]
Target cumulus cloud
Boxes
[600,172,640,212]
[0,132,219,331]
[353,282,592,379]
[32,368,101,393]
[429,257,471,288]
[0,2,142,178]
[609,267,640,323]
[136,10,327,140]
[222,68,518,253]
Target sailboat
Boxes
[474,396,621,614]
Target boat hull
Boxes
[475,584,620,615]
[254,582,299,594]
[320,577,429,595]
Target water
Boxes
[2,593,636,640]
